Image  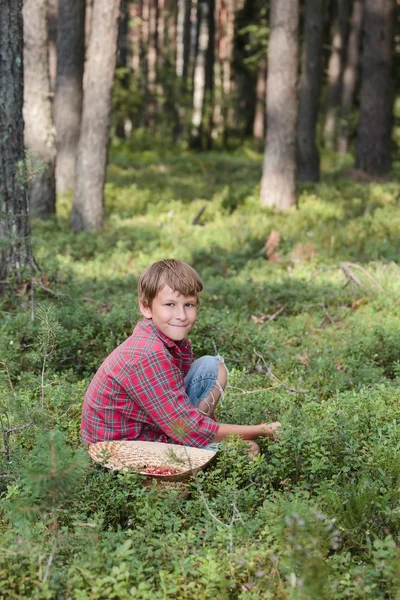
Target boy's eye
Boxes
[185,303,195,307]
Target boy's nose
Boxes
[176,305,186,320]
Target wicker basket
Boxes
[88,440,217,482]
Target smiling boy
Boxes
[81,259,280,453]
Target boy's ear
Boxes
[139,298,152,319]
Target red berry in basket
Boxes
[142,467,181,475]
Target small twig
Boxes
[5,422,32,434]
[34,280,72,299]
[342,262,384,292]
[31,279,35,322]
[340,262,362,288]
[227,385,275,395]
[266,305,285,323]
[253,350,307,394]
[192,204,207,225]
[1,359,15,393]
[42,531,59,585]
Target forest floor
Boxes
[1,144,400,598]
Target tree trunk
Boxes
[323,0,349,149]
[147,0,157,130]
[253,55,267,145]
[23,0,56,218]
[54,0,85,194]
[71,0,121,233]
[177,0,186,77]
[297,0,324,182]
[115,0,130,139]
[190,0,209,148]
[337,0,363,154]
[47,0,58,91]
[355,0,395,173]
[260,0,299,209]
[0,0,35,287]
[183,0,192,80]
[205,0,215,149]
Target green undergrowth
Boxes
[1,145,400,598]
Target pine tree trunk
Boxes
[177,0,186,77]
[71,0,121,233]
[297,0,324,182]
[23,0,56,218]
[190,0,209,148]
[47,0,58,92]
[355,0,394,173]
[323,0,349,149]
[253,55,267,144]
[260,0,299,209]
[54,0,85,194]
[183,0,192,80]
[147,0,157,130]
[115,0,130,139]
[0,0,35,287]
[337,0,363,154]
[205,0,215,149]
[131,1,141,72]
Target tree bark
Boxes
[147,0,158,130]
[190,0,209,148]
[355,0,395,173]
[260,0,299,209]
[23,0,56,218]
[323,0,350,149]
[205,0,215,149]
[337,0,363,154]
[0,0,35,287]
[54,0,85,194]
[183,0,192,80]
[47,0,58,91]
[115,0,130,139]
[297,0,324,182]
[176,0,186,77]
[71,0,121,233]
[252,55,267,144]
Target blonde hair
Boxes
[138,259,203,307]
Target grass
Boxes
[1,142,400,598]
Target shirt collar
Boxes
[140,318,190,351]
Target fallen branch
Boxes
[341,262,384,292]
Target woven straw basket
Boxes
[88,440,217,482]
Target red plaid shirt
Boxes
[81,319,219,447]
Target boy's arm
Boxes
[211,422,281,442]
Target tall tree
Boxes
[0,0,36,288]
[355,0,395,173]
[323,0,350,149]
[253,56,267,147]
[54,0,85,194]
[260,0,299,209]
[147,0,158,130]
[190,0,210,148]
[337,0,363,154]
[71,0,121,232]
[297,0,324,182]
[23,0,56,218]
[115,0,130,139]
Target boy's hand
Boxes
[259,422,281,439]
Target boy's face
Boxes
[139,285,198,341]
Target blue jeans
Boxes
[184,354,226,452]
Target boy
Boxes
[81,259,280,454]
